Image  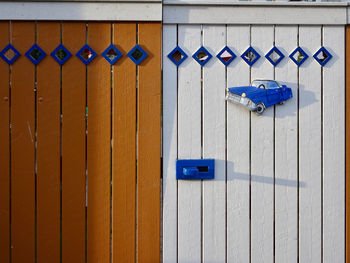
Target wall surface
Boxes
[163,23,345,262]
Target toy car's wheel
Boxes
[255,103,265,114]
[279,101,284,105]
[258,84,265,89]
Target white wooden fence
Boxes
[162,4,345,262]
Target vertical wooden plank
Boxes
[86,22,111,263]
[112,22,136,263]
[0,21,10,263]
[11,21,35,263]
[250,25,274,263]
[61,22,86,263]
[346,24,350,263]
[137,22,161,263]
[323,26,345,263]
[36,22,61,263]
[274,25,298,263]
[299,26,322,263]
[177,25,202,263]
[162,24,178,263]
[202,25,226,263]
[226,25,250,263]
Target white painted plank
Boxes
[202,25,226,263]
[0,2,162,21]
[226,25,251,263]
[274,25,298,263]
[177,25,202,263]
[322,25,345,263]
[163,5,347,25]
[250,25,274,263]
[299,25,322,263]
[162,24,178,263]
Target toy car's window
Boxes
[251,80,268,89]
[267,81,280,89]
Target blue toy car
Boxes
[226,80,293,114]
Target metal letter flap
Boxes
[176,159,215,180]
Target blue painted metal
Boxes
[25,44,46,65]
[167,46,188,66]
[289,46,308,67]
[0,44,20,65]
[102,44,122,65]
[176,159,215,180]
[50,44,72,66]
[241,46,260,66]
[313,46,332,67]
[217,46,236,66]
[226,80,293,114]
[265,46,285,67]
[76,44,97,65]
[183,167,199,176]
[192,46,212,66]
[127,44,148,65]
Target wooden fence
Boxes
[0,2,349,263]
[0,21,161,263]
[163,22,345,263]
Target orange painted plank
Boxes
[346,25,350,263]
[137,22,161,263]
[61,22,86,263]
[87,22,111,263]
[0,21,10,263]
[112,22,137,263]
[11,21,35,263]
[36,22,61,263]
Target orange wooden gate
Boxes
[0,21,161,263]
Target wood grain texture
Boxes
[62,22,86,263]
[347,24,350,263]
[112,22,137,263]
[0,21,10,263]
[36,22,61,263]
[202,25,226,263]
[137,22,161,263]
[323,25,345,263]
[274,25,298,263]
[11,21,35,263]
[177,25,202,263]
[250,25,274,263]
[162,24,178,263]
[86,22,111,263]
[226,25,250,263]
[299,26,322,263]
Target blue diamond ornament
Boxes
[102,44,122,65]
[51,44,72,65]
[313,47,332,67]
[168,46,188,66]
[241,46,260,66]
[0,44,20,65]
[289,47,308,67]
[127,45,148,65]
[25,44,46,65]
[265,46,285,67]
[76,44,97,65]
[217,46,236,66]
[192,46,212,66]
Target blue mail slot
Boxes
[176,159,215,180]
